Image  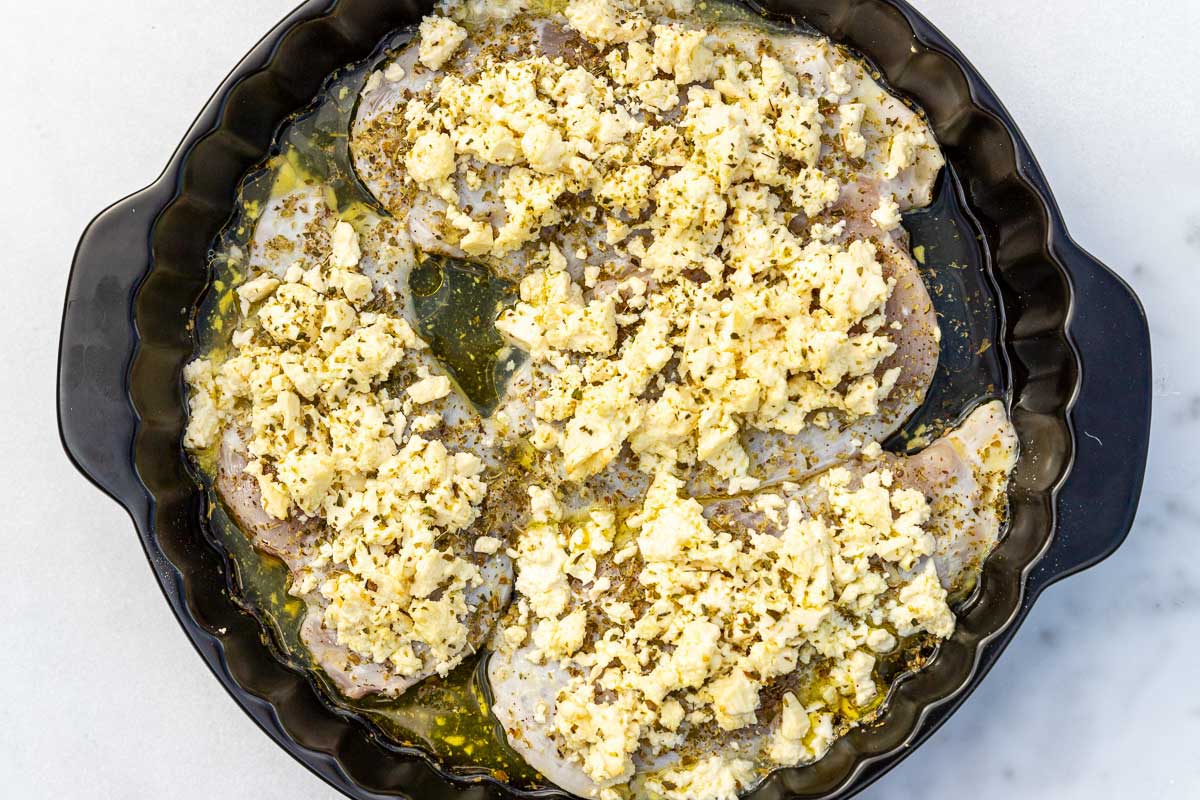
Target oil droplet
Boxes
[409,257,523,415]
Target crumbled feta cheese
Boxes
[520,120,571,174]
[182,245,492,682]
[640,756,756,800]
[407,132,457,194]
[182,359,220,449]
[637,79,681,112]
[418,15,467,70]
[408,374,453,404]
[362,70,383,96]
[235,274,280,315]
[871,194,902,232]
[474,536,503,554]
[384,61,406,82]
[330,221,362,268]
[652,24,714,84]
[565,0,650,46]
[409,412,442,434]
[827,62,854,98]
[885,128,928,179]
[839,102,868,158]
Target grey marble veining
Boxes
[1,1,1194,798]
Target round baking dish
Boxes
[57,1,1152,798]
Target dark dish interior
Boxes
[56,0,1153,798]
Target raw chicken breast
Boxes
[487,401,1016,790]
[247,182,419,306]
[215,423,516,699]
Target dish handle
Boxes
[1027,240,1153,594]
[57,186,160,514]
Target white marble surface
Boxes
[1,1,1195,798]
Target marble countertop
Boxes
[1,1,1194,797]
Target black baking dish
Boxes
[57,1,1153,798]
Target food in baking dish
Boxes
[182,0,1017,796]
